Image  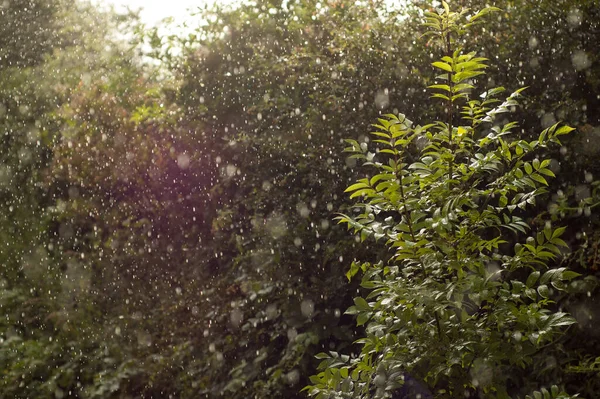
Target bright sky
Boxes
[96,0,403,31]
[98,0,405,26]
[96,0,236,27]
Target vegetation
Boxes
[306,4,578,398]
[0,0,599,398]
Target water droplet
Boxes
[230,308,243,327]
[177,153,190,169]
[572,50,591,71]
[301,299,314,318]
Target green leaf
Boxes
[453,83,475,92]
[468,6,501,23]
[526,271,540,288]
[442,0,450,14]
[514,168,524,178]
[346,262,360,282]
[349,188,375,199]
[537,284,549,298]
[550,237,568,247]
[432,93,451,101]
[555,125,575,136]
[530,173,548,186]
[525,287,537,301]
[340,367,348,379]
[551,226,566,239]
[498,195,507,207]
[561,270,581,281]
[370,174,395,186]
[353,297,370,311]
[356,312,370,326]
[428,84,451,92]
[540,268,562,285]
[371,131,391,139]
[538,168,555,177]
[540,159,551,168]
[345,182,370,192]
[453,70,484,83]
[432,61,453,72]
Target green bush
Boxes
[305,3,578,398]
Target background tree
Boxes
[1,0,599,397]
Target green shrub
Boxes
[305,2,578,398]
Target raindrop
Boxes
[18,147,32,164]
[287,328,297,342]
[0,165,12,187]
[137,331,152,347]
[230,308,243,327]
[345,157,357,168]
[528,36,538,49]
[296,202,310,218]
[567,8,582,27]
[513,331,522,341]
[177,153,190,169]
[286,369,300,385]
[225,164,237,177]
[571,50,591,71]
[265,304,278,320]
[265,212,287,239]
[301,299,314,318]
[529,57,539,68]
[374,89,390,110]
[540,112,556,128]
[574,185,590,201]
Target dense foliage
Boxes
[306,4,578,398]
[0,0,599,398]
